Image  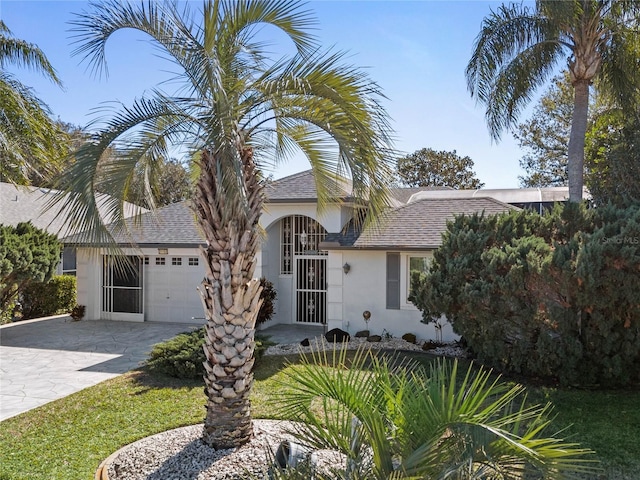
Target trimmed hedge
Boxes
[411,203,640,387]
[21,275,77,320]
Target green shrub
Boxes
[411,203,640,387]
[0,222,60,317]
[146,328,274,379]
[257,277,277,326]
[21,275,77,320]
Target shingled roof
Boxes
[0,182,143,237]
[265,170,353,202]
[64,201,204,247]
[322,197,516,250]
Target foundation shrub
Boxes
[21,275,77,319]
[411,203,640,387]
[146,328,274,379]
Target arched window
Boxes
[280,215,327,275]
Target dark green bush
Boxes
[257,277,277,326]
[411,203,640,387]
[0,222,60,317]
[21,275,77,320]
[146,328,274,379]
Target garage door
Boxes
[144,255,205,323]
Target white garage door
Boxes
[144,255,205,323]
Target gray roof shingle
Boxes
[265,170,353,202]
[322,197,516,250]
[0,182,142,237]
[63,201,203,246]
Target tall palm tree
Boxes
[276,346,599,479]
[55,0,394,448]
[0,21,69,185]
[466,0,640,202]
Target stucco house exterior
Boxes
[63,171,587,342]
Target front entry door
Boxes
[295,256,326,324]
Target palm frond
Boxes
[466,3,565,139]
[0,20,61,84]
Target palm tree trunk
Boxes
[567,80,590,202]
[193,148,264,449]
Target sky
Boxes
[1,0,537,188]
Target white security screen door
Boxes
[295,256,327,324]
[102,256,144,321]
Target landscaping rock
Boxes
[300,338,310,347]
[401,333,417,344]
[325,328,350,343]
[367,335,382,342]
[422,340,444,351]
[354,330,370,338]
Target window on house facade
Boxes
[280,215,327,274]
[407,256,430,302]
[386,252,400,310]
[144,257,149,265]
[188,257,199,266]
[155,257,166,266]
[172,257,182,266]
[61,247,77,276]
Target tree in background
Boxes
[55,0,394,449]
[0,223,60,322]
[515,73,575,187]
[586,109,640,206]
[126,157,192,207]
[0,21,70,186]
[396,148,484,189]
[467,1,640,202]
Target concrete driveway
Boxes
[0,316,200,421]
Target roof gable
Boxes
[265,170,353,203]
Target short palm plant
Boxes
[275,346,599,479]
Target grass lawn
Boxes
[0,352,638,480]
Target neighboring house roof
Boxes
[407,186,590,204]
[65,201,204,247]
[265,170,354,203]
[0,182,143,237]
[389,186,453,205]
[322,197,516,250]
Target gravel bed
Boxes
[105,339,468,479]
[264,335,467,358]
[106,420,343,480]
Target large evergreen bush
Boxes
[0,222,61,320]
[411,203,640,387]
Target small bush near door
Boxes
[256,277,277,326]
[21,275,77,320]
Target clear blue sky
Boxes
[1,0,534,188]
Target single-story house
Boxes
[61,170,586,342]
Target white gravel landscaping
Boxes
[104,338,468,479]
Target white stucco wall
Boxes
[328,250,457,343]
[260,203,350,234]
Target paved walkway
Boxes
[0,316,324,421]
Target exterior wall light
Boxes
[342,262,351,274]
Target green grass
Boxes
[0,352,638,479]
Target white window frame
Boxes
[400,252,433,310]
